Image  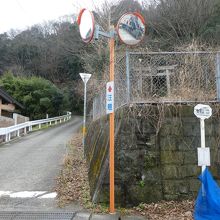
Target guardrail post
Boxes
[8,132,11,141]
[55,120,57,125]
[39,124,41,129]
[5,133,8,142]
[60,118,62,123]
[17,129,20,137]
[24,127,27,134]
[13,113,18,125]
[46,114,49,127]
[50,121,52,126]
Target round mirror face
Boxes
[117,13,145,46]
[78,9,95,43]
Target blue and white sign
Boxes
[106,81,114,114]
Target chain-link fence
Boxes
[92,51,220,120]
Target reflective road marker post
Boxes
[194,104,212,195]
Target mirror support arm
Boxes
[95,25,115,39]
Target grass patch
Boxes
[130,200,194,220]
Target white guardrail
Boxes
[0,111,72,142]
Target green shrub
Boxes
[0,72,70,119]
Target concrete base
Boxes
[73,212,91,219]
[90,213,120,220]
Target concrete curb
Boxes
[72,212,147,220]
[90,213,120,220]
[73,212,91,219]
[120,216,147,220]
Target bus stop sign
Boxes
[194,104,212,119]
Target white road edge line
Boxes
[39,192,57,199]
[0,191,57,199]
[0,191,12,196]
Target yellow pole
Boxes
[109,36,115,214]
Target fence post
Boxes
[216,52,220,101]
[13,113,18,125]
[46,114,49,127]
[126,50,130,103]
[5,129,8,142]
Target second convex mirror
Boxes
[78,9,95,43]
[117,12,145,46]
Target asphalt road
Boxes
[0,116,83,212]
[0,116,146,219]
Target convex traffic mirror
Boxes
[78,9,95,43]
[117,12,145,46]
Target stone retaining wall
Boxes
[85,104,220,206]
[0,116,15,128]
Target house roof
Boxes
[0,87,24,109]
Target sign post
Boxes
[194,104,212,195]
[80,73,92,156]
[109,37,115,213]
[106,79,115,211]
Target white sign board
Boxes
[194,104,212,119]
[106,81,114,114]
[79,73,91,84]
[198,147,210,166]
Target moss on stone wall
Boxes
[85,103,220,206]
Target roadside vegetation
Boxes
[56,134,91,208]
[0,0,220,116]
[0,73,69,119]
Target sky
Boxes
[0,0,102,33]
[0,0,145,34]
